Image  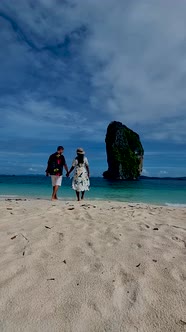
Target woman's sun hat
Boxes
[77,147,85,155]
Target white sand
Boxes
[0,199,186,332]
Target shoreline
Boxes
[0,176,186,208]
[0,195,186,208]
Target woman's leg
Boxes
[76,191,80,201]
[81,191,85,200]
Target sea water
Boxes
[0,175,186,206]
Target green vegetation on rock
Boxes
[103,121,144,180]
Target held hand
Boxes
[66,172,69,177]
[46,172,50,177]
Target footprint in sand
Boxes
[112,269,139,310]
[172,236,186,247]
[138,223,150,231]
[171,268,186,282]
[58,232,64,242]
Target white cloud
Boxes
[28,167,37,172]
[81,0,186,139]
[159,170,168,175]
[1,0,186,144]
[142,168,149,176]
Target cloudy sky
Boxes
[0,0,186,176]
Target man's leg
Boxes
[81,191,85,200]
[52,185,59,200]
[52,186,58,199]
[51,175,62,200]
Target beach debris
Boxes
[172,225,186,231]
[145,224,150,228]
[45,225,53,229]
[11,235,17,240]
[20,233,29,242]
[7,208,13,210]
[47,278,55,281]
[136,263,141,267]
[180,320,186,326]
[68,207,75,210]
[63,260,67,264]
[77,283,79,286]
[5,198,26,201]
[11,234,29,257]
[152,259,157,263]
[81,204,96,208]
[153,227,159,231]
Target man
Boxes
[46,146,68,200]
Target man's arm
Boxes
[46,155,52,176]
[64,163,69,175]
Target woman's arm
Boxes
[86,165,90,178]
[66,166,75,177]
[85,157,90,177]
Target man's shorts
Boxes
[51,175,63,187]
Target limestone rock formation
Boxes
[103,121,144,180]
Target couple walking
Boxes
[46,146,90,201]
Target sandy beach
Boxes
[0,198,186,332]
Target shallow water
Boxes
[0,175,186,206]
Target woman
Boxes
[67,148,90,201]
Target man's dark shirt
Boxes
[46,152,66,176]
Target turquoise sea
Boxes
[0,175,186,206]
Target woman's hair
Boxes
[76,153,84,165]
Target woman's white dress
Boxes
[72,157,90,192]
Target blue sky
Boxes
[0,0,186,177]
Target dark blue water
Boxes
[0,175,186,206]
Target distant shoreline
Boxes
[0,174,186,180]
